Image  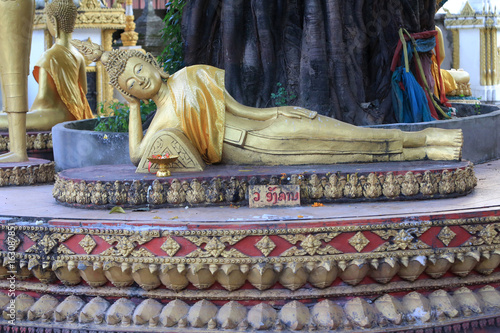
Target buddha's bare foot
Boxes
[424,127,463,147]
[426,146,462,161]
[0,151,28,163]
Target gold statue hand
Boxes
[277,107,317,119]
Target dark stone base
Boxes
[53,160,477,209]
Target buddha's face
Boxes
[118,57,162,100]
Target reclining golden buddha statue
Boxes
[0,0,93,133]
[74,40,463,170]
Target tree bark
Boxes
[182,0,435,125]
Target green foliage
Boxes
[94,100,156,132]
[159,0,186,74]
[271,82,296,107]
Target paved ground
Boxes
[0,159,499,224]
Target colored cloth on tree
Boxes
[391,33,436,123]
[33,44,93,120]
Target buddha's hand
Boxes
[277,107,317,119]
[121,93,140,107]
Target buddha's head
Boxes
[71,38,170,99]
[103,50,169,99]
[45,0,77,38]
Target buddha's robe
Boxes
[431,54,457,98]
[160,65,225,164]
[33,44,93,120]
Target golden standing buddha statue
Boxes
[0,0,35,162]
[74,42,464,168]
[0,0,93,133]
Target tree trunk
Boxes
[182,0,435,125]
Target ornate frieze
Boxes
[2,213,500,292]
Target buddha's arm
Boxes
[224,91,276,121]
[224,90,317,120]
[128,99,143,165]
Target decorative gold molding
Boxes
[0,132,52,152]
[33,8,125,31]
[0,161,55,187]
[4,213,500,292]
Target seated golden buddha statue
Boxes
[74,41,463,169]
[0,0,93,133]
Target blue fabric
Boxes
[391,39,435,123]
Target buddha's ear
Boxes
[53,16,60,39]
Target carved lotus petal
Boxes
[454,287,483,315]
[248,303,277,330]
[54,295,85,322]
[187,300,218,328]
[311,300,343,329]
[402,292,431,323]
[279,301,310,331]
[344,298,376,328]
[27,295,59,321]
[160,299,189,327]
[3,294,34,320]
[0,292,11,309]
[429,290,459,320]
[478,286,500,310]
[106,298,136,325]
[374,294,404,325]
[247,263,278,290]
[79,297,110,324]
[217,301,247,329]
[133,299,163,325]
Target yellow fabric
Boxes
[431,54,457,97]
[34,44,93,120]
[166,65,226,164]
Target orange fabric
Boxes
[34,44,93,120]
[166,65,226,164]
[430,53,457,98]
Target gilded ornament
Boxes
[79,234,97,254]
[186,179,206,204]
[348,232,370,252]
[420,170,438,195]
[324,173,345,199]
[374,294,404,325]
[91,181,108,205]
[128,179,147,205]
[344,298,376,328]
[344,174,363,198]
[56,244,74,255]
[439,170,456,195]
[101,232,156,257]
[76,181,91,205]
[363,173,382,198]
[161,236,181,257]
[109,180,127,205]
[25,232,73,255]
[147,179,166,205]
[438,226,456,246]
[255,236,276,257]
[401,172,419,196]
